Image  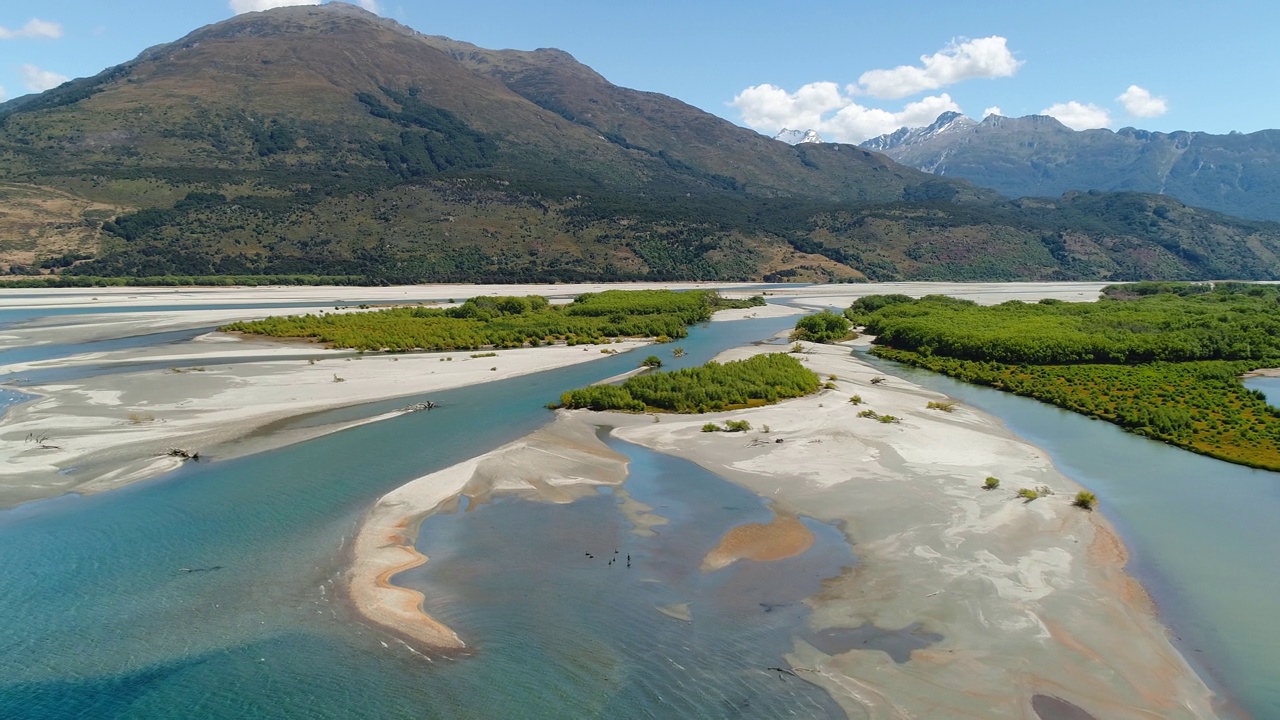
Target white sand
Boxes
[603,342,1219,719]
[0,336,649,507]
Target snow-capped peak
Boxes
[862,111,977,151]
[774,128,825,145]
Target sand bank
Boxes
[0,334,649,508]
[347,414,631,651]
[602,341,1219,719]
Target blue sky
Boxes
[1,0,1276,143]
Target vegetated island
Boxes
[556,353,821,413]
[846,281,1280,470]
[221,289,763,351]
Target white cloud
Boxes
[731,82,962,143]
[1117,85,1168,118]
[0,18,63,40]
[855,36,1021,99]
[21,64,69,92]
[1040,101,1111,130]
[229,0,381,14]
[982,106,1002,118]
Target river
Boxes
[0,296,1276,718]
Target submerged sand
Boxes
[347,414,632,651]
[700,511,815,572]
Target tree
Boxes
[792,311,852,343]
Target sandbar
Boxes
[603,341,1220,719]
[346,414,631,651]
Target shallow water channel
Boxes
[1,309,850,718]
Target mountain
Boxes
[773,128,825,145]
[2,3,1280,284]
[862,112,1280,221]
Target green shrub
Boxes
[927,400,958,412]
[724,419,752,432]
[877,414,900,424]
[984,477,1000,490]
[792,311,852,343]
[1073,491,1097,509]
[1017,488,1039,501]
[849,395,863,405]
[641,355,663,368]
[857,409,879,419]
[701,422,722,432]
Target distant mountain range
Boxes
[863,112,1280,221]
[2,4,1280,283]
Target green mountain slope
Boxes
[2,4,1280,283]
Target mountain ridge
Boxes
[862,112,1280,221]
[2,5,1280,283]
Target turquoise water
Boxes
[0,314,814,719]
[398,433,855,718]
[862,351,1280,718]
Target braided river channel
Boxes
[0,293,1277,718]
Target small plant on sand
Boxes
[724,419,752,432]
[640,355,663,368]
[1017,487,1039,501]
[127,412,156,424]
[927,400,958,412]
[761,424,771,433]
[1073,491,1097,510]
[828,374,838,381]
[701,423,722,433]
[790,342,804,353]
[848,394,863,405]
[857,409,879,419]
[823,381,838,390]
[877,414,900,424]
[471,352,498,358]
[983,476,1001,491]
[1036,485,1054,497]
[870,376,886,385]
[332,374,346,383]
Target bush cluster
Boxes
[558,353,820,413]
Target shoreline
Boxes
[346,414,633,652]
[0,332,651,509]
[607,342,1220,718]
[349,339,1223,718]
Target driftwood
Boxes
[166,448,200,461]
[401,401,437,412]
[25,432,61,450]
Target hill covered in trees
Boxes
[3,5,1280,283]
